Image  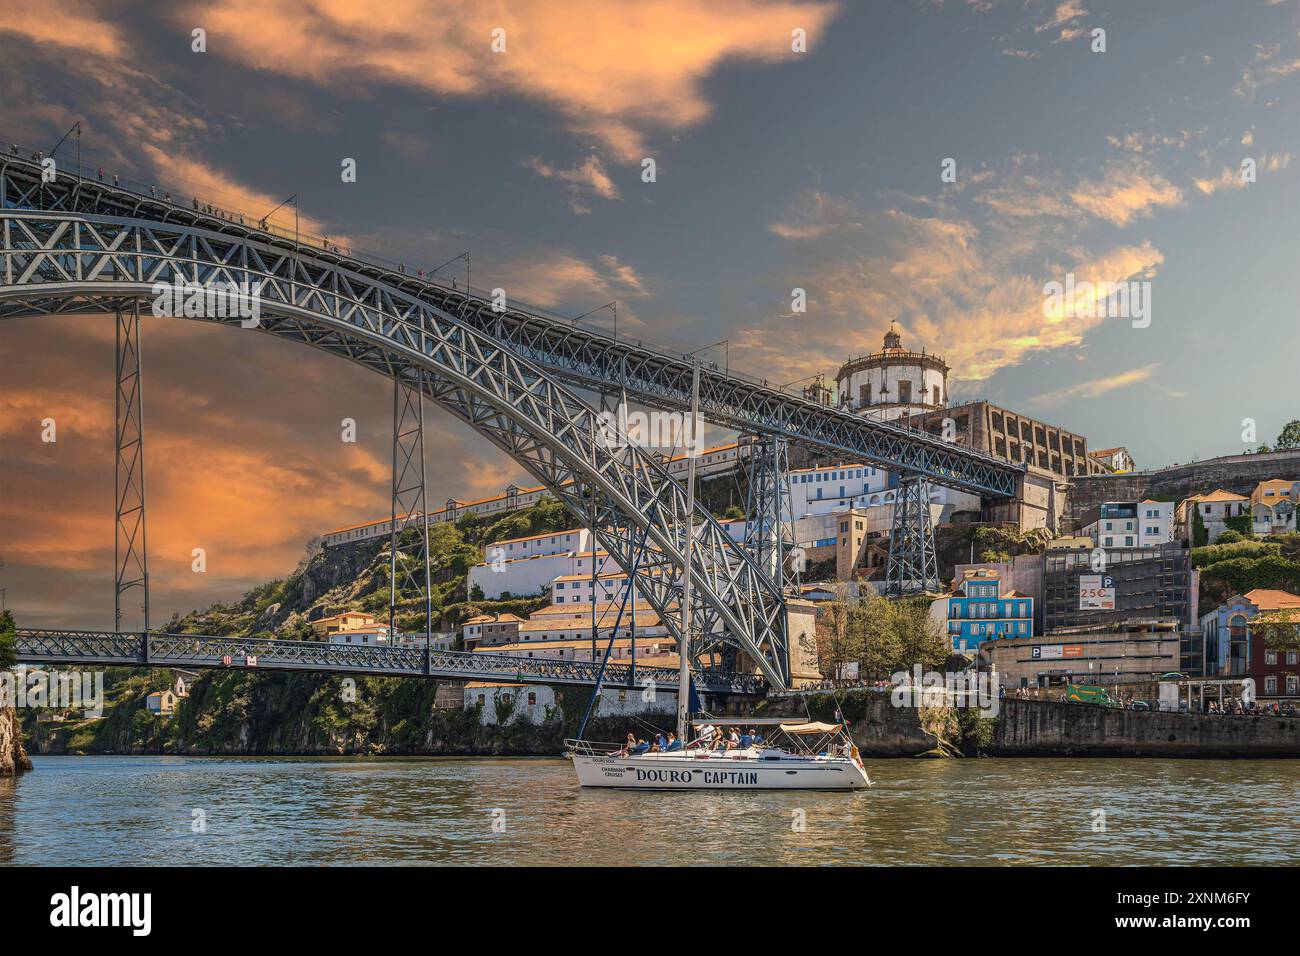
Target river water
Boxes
[1,755,1295,865]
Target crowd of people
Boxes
[612,725,768,756]
[1202,698,1297,717]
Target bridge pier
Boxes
[389,368,433,643]
[885,475,939,595]
[743,435,795,590]
[114,301,150,633]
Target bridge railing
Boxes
[13,629,765,695]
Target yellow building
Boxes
[145,690,179,716]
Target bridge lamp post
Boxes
[427,251,470,291]
[258,194,298,247]
[684,339,729,377]
[572,301,618,341]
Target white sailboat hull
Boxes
[569,751,871,790]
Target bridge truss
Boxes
[12,629,764,695]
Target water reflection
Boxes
[1,756,1294,865]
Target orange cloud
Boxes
[1030,363,1161,407]
[0,0,125,58]
[190,0,841,160]
[1068,167,1184,226]
[0,314,533,626]
[739,178,1168,387]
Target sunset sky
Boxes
[1,0,1297,628]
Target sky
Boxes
[0,0,1297,628]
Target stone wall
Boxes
[988,698,1300,757]
[1065,450,1300,528]
[730,691,1300,758]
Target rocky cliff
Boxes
[23,667,664,758]
[0,704,32,776]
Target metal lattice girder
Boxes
[0,206,789,687]
[0,153,1022,499]
[390,368,432,640]
[114,301,149,632]
[12,629,765,695]
[743,435,793,587]
[885,475,939,596]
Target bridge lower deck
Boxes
[13,630,766,696]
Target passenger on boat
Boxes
[655,733,668,751]
[613,733,637,756]
[665,732,683,751]
[728,728,741,749]
[739,729,754,748]
[630,739,650,755]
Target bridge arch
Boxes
[0,205,790,686]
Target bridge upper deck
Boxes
[0,148,1022,497]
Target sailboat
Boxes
[565,362,871,791]
[566,718,872,791]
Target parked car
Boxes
[1129,700,1151,711]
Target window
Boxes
[1265,650,1278,665]
[528,692,537,705]
[1265,676,1278,695]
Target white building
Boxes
[1089,446,1136,473]
[327,624,391,645]
[466,681,676,726]
[505,601,670,648]
[834,325,948,421]
[1176,490,1251,544]
[470,541,623,601]
[322,443,749,549]
[1079,500,1173,548]
[321,483,553,547]
[786,462,980,523]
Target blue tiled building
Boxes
[937,568,1034,652]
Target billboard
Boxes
[1079,574,1116,610]
[1032,644,1085,660]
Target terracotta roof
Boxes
[488,528,585,547]
[1187,488,1249,503]
[1243,589,1300,611]
[790,462,871,477]
[477,637,673,652]
[1090,447,1125,457]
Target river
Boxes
[2,755,1295,865]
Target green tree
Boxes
[1275,420,1300,451]
[1254,608,1300,651]
[1192,507,1208,547]
[0,609,15,670]
[810,583,865,676]
[856,590,947,677]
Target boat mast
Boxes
[677,361,700,743]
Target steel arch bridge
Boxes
[0,151,1022,691]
